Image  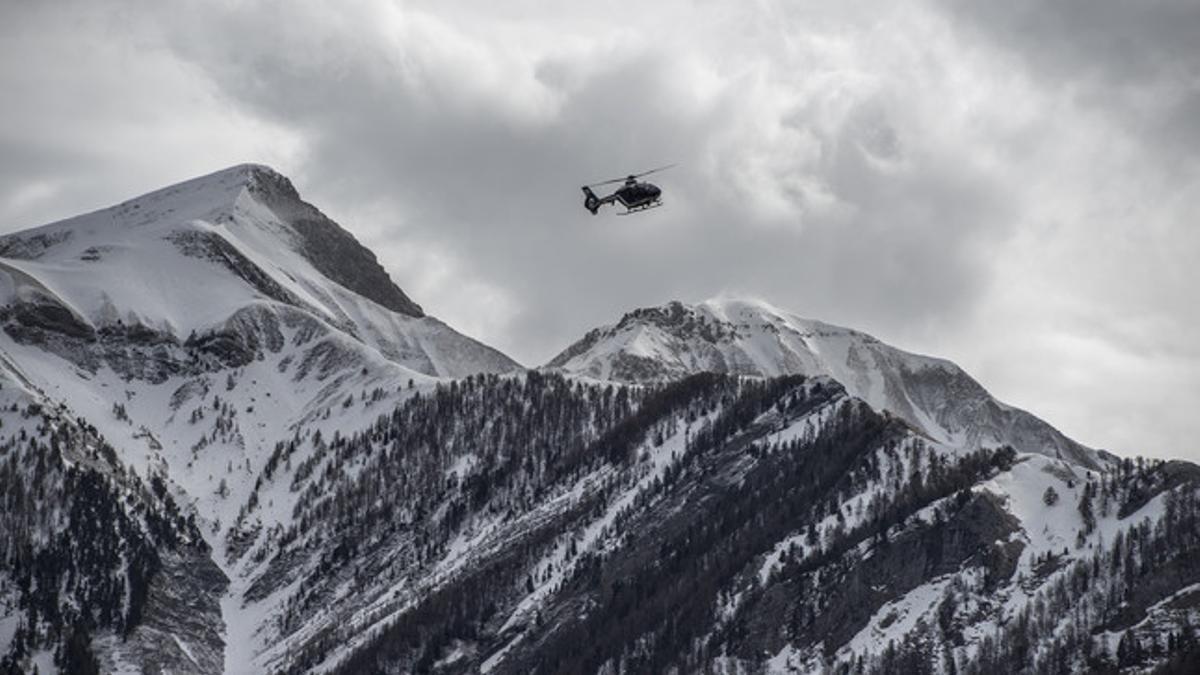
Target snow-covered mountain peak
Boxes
[613,296,855,348]
[553,296,952,379]
[548,297,1108,469]
[697,296,790,323]
[114,162,297,213]
[697,297,873,342]
[2,163,424,319]
[5,163,282,243]
[0,164,520,379]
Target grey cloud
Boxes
[144,3,1010,365]
[938,0,1200,170]
[0,1,303,229]
[937,0,1200,84]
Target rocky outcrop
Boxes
[246,166,424,317]
[101,550,229,674]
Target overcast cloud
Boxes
[2,0,1198,461]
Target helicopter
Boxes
[582,164,674,215]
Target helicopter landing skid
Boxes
[617,201,663,215]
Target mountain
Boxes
[1,167,1197,675]
[0,164,520,381]
[0,164,520,673]
[547,298,1109,470]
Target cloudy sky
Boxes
[2,0,1198,461]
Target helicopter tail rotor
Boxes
[582,186,602,214]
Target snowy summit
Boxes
[547,297,1109,469]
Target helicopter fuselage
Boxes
[613,181,662,210]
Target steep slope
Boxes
[0,358,222,674]
[547,298,1107,470]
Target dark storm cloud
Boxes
[1,0,1197,460]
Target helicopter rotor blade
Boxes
[632,163,676,179]
[584,176,629,188]
[584,164,676,188]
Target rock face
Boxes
[547,298,1108,469]
[100,550,229,675]
[244,166,424,317]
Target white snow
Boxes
[839,577,952,663]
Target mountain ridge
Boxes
[546,297,1110,470]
